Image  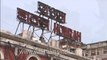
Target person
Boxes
[39,36,45,43]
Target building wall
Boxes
[0,44,49,60]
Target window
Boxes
[91,49,96,56]
[103,48,107,54]
[96,49,99,55]
[85,51,89,57]
[69,48,75,53]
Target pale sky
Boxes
[1,0,107,44]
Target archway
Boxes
[27,55,40,60]
[29,57,38,60]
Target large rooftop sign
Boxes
[16,1,81,42]
[17,8,49,30]
[37,1,66,23]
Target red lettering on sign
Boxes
[54,23,81,41]
[17,8,49,30]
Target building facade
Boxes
[82,41,107,60]
[0,30,89,60]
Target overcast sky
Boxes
[1,0,107,44]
